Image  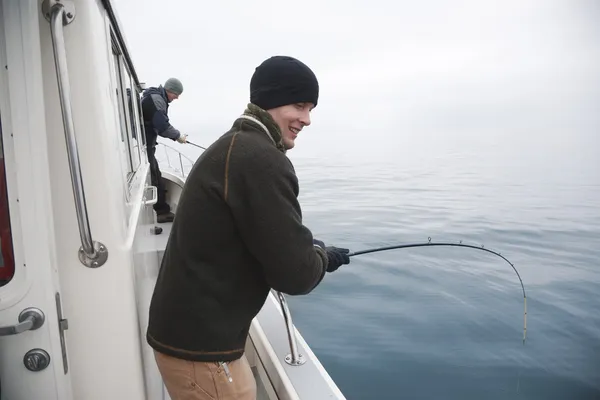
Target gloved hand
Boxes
[324,246,350,272]
[313,239,350,272]
[176,134,188,144]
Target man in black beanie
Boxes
[147,56,350,400]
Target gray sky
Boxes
[113,0,599,170]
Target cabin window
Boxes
[123,71,141,170]
[110,33,145,188]
[125,75,143,163]
[0,115,15,287]
[111,43,134,181]
[134,86,146,149]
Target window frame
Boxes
[134,86,147,153]
[110,39,133,181]
[109,30,145,190]
[125,73,144,164]
[122,70,141,170]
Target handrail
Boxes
[156,142,196,179]
[276,291,306,366]
[44,0,108,268]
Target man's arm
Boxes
[148,93,181,141]
[226,137,328,295]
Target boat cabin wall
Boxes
[32,0,150,398]
[0,2,75,398]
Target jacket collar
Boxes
[235,103,286,153]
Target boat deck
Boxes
[148,221,172,266]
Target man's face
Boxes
[267,102,314,150]
[166,90,179,103]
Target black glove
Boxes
[325,246,350,272]
[313,239,350,272]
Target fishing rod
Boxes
[348,237,528,344]
[187,140,206,150]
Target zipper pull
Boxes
[220,362,233,383]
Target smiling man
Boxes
[146,56,351,399]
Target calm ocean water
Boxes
[284,146,600,400]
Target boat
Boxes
[0,1,346,399]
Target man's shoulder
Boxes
[142,86,160,96]
[207,127,291,175]
[143,88,166,104]
[234,129,287,161]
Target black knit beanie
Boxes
[250,56,319,110]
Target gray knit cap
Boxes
[164,78,183,95]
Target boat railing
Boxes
[44,0,109,269]
[155,142,196,179]
[276,291,306,366]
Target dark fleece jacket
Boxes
[146,104,329,362]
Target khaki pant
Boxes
[154,350,257,400]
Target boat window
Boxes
[110,31,146,190]
[123,71,141,171]
[111,41,134,182]
[0,114,15,287]
[134,86,146,149]
[125,74,143,165]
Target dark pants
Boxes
[148,146,171,215]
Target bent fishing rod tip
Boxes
[347,240,529,345]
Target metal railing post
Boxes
[276,291,306,366]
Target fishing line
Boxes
[348,237,528,344]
